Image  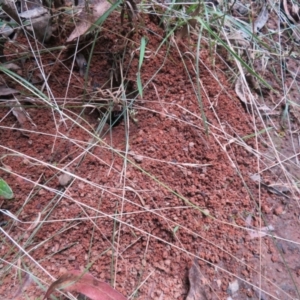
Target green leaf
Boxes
[173,225,180,235]
[0,178,14,199]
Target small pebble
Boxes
[68,256,76,261]
[274,205,283,216]
[134,155,143,163]
[262,204,271,214]
[271,254,279,263]
[164,259,171,266]
[59,267,67,275]
[58,171,72,186]
[227,279,239,295]
[38,189,46,195]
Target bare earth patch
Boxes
[1,6,300,300]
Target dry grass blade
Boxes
[121,0,139,27]
[283,0,298,24]
[11,273,33,299]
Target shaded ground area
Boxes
[0,8,300,300]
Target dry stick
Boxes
[128,234,151,299]
[124,186,145,206]
[64,37,81,110]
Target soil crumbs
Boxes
[0,10,300,300]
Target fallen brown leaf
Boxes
[2,0,52,42]
[67,0,111,42]
[177,5,201,41]
[186,258,208,300]
[0,86,19,96]
[44,270,127,300]
[253,4,269,33]
[11,97,36,128]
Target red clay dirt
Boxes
[0,10,300,300]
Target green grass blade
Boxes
[195,16,274,90]
[138,36,147,70]
[0,66,53,106]
[137,36,147,97]
[137,72,143,97]
[242,127,273,140]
